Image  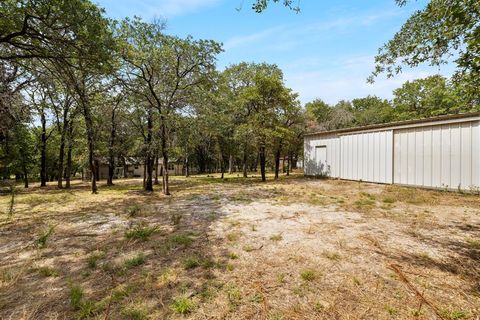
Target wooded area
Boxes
[1,0,479,195]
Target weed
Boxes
[123,253,145,270]
[69,285,84,310]
[300,269,317,281]
[385,304,397,315]
[170,296,195,314]
[352,276,361,286]
[270,234,283,241]
[126,204,141,217]
[35,226,54,249]
[382,197,396,204]
[169,234,194,247]
[183,256,214,270]
[322,250,341,261]
[170,213,182,225]
[183,256,201,270]
[441,308,468,320]
[226,285,242,309]
[243,245,254,252]
[121,303,148,320]
[466,238,480,249]
[125,224,157,241]
[227,232,240,242]
[226,264,234,271]
[87,250,106,269]
[36,266,59,277]
[229,252,239,259]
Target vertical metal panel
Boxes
[339,130,393,183]
[393,120,480,191]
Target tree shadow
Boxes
[0,179,233,319]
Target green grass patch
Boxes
[170,296,195,315]
[125,224,158,241]
[123,253,145,270]
[300,269,317,281]
[270,234,283,241]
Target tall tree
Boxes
[370,0,480,104]
[117,18,221,194]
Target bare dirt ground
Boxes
[0,174,479,319]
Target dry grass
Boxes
[0,174,479,319]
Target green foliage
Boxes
[170,296,195,314]
[300,269,317,281]
[371,0,480,103]
[35,226,54,249]
[123,253,145,269]
[125,224,157,241]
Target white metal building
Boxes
[304,112,480,192]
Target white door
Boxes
[315,146,328,175]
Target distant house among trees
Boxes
[83,157,186,181]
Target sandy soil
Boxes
[0,175,479,319]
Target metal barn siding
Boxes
[339,130,393,184]
[304,134,341,177]
[393,121,480,191]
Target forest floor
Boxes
[0,173,479,320]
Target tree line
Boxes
[1,0,478,195]
[0,1,304,194]
[305,75,479,132]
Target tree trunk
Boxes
[259,145,266,182]
[107,108,116,187]
[82,96,97,193]
[23,166,28,188]
[242,144,248,178]
[144,108,154,192]
[161,152,170,195]
[274,145,281,180]
[286,152,291,176]
[65,122,73,188]
[185,153,189,177]
[160,122,170,195]
[40,110,47,187]
[154,155,159,185]
[228,155,233,174]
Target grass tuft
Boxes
[170,296,195,314]
[125,224,158,241]
[123,253,145,270]
[300,269,317,281]
[35,226,54,249]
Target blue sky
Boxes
[95,0,453,105]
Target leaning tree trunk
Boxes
[259,144,266,182]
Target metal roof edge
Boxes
[304,112,480,137]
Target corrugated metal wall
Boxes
[393,121,480,191]
[304,135,341,177]
[339,130,393,183]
